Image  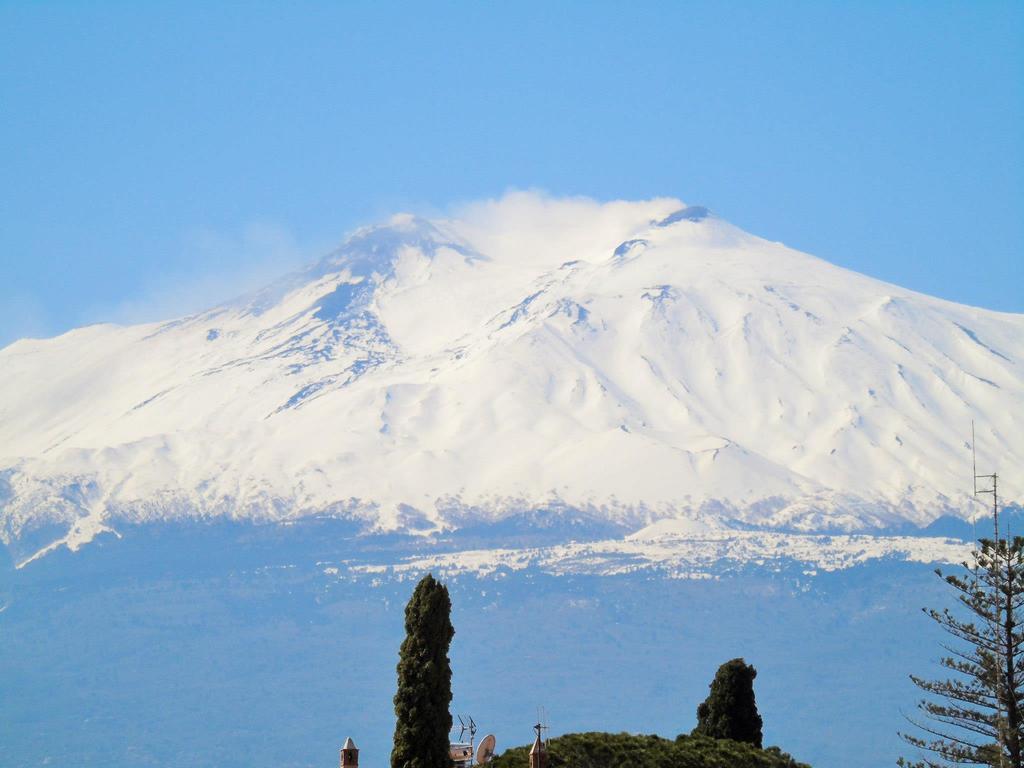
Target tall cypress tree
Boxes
[391,574,455,768]
[692,658,764,747]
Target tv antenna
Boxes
[972,420,1001,542]
[457,715,477,744]
[534,706,550,743]
[476,734,497,765]
[454,715,477,766]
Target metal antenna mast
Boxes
[457,715,478,766]
[973,421,1001,542]
[534,706,549,744]
[470,716,477,761]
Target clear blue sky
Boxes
[1,1,1021,347]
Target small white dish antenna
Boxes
[476,734,497,764]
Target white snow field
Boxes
[348,529,975,581]
[1,193,1021,564]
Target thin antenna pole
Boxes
[994,473,1000,542]
[970,422,980,557]
[533,707,550,746]
[973,420,978,496]
[994,473,1000,543]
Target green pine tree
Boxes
[692,658,764,747]
[900,535,1024,768]
[391,573,456,768]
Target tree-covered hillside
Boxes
[488,732,809,768]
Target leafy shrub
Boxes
[487,731,809,768]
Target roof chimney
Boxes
[341,737,359,768]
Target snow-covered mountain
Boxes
[2,193,1021,562]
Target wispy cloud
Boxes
[82,221,330,328]
[0,293,52,350]
[447,189,683,267]
[1,193,685,350]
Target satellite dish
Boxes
[476,734,497,764]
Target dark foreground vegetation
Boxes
[488,732,810,768]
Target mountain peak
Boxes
[1,194,1021,564]
[656,205,712,226]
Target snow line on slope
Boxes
[341,530,973,580]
